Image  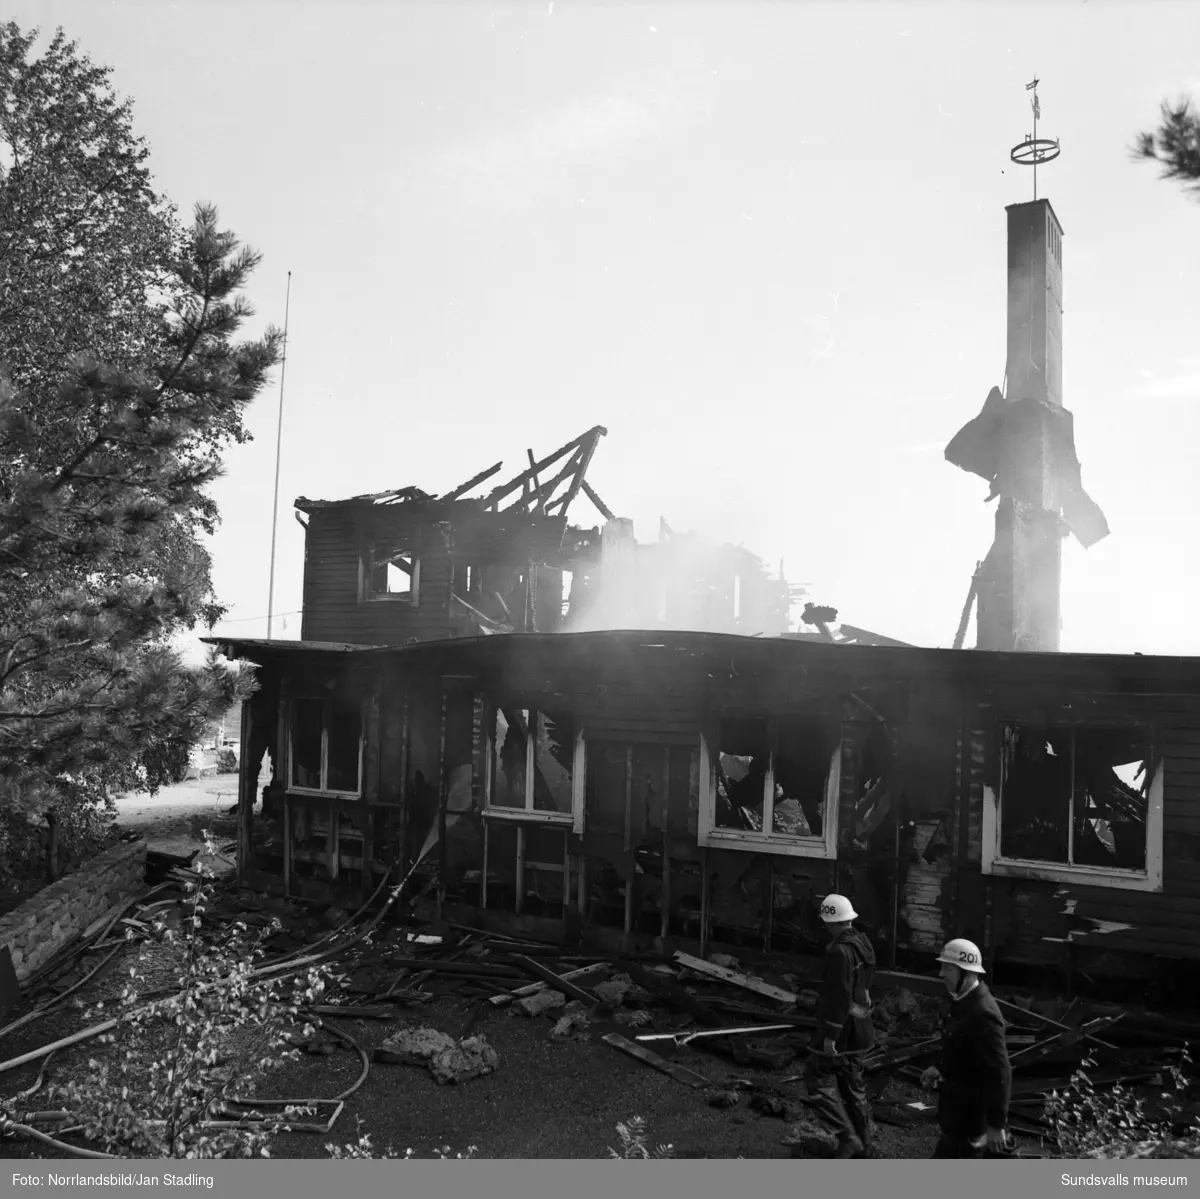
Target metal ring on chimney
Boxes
[1010,137,1061,167]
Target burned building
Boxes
[212,629,1200,999]
[294,424,795,645]
[211,185,1200,1002]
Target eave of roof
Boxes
[202,630,1200,687]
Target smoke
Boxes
[559,522,798,637]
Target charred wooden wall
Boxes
[235,636,1200,982]
[299,504,573,645]
[961,668,1200,978]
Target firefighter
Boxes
[806,893,877,1158]
[920,937,1012,1159]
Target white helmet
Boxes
[937,937,986,973]
[819,894,858,923]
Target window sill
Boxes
[361,595,418,605]
[699,829,835,859]
[483,808,575,826]
[984,857,1160,893]
[286,787,364,801]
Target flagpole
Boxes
[266,272,292,642]
[1032,81,1038,200]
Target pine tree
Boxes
[1134,97,1200,199]
[0,23,280,880]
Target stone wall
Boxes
[0,840,147,981]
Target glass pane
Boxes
[326,696,361,793]
[1073,730,1149,871]
[1000,726,1071,863]
[773,717,833,837]
[492,707,528,808]
[715,718,768,831]
[291,698,323,789]
[533,710,575,815]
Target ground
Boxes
[0,779,1006,1160]
[113,773,243,862]
[1,967,945,1160]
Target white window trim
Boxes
[697,728,840,859]
[981,744,1163,894]
[484,707,586,833]
[361,541,421,605]
[287,697,364,799]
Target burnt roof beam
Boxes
[504,448,583,514]
[580,479,615,522]
[439,460,504,502]
[482,425,607,510]
[550,425,605,517]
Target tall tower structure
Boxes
[945,81,1108,652]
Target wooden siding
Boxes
[300,505,573,645]
[239,630,1200,976]
[974,690,1200,967]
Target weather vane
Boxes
[1010,77,1060,201]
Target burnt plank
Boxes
[508,954,599,1005]
[602,1033,712,1088]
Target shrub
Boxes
[41,831,333,1158]
[216,749,238,774]
[1043,1048,1200,1159]
[325,1119,477,1159]
[607,1116,675,1159]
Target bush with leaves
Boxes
[42,832,332,1158]
[1044,1048,1200,1159]
[607,1116,675,1160]
[324,1116,477,1160]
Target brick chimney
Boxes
[945,198,1108,652]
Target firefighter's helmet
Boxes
[819,894,858,923]
[936,938,986,973]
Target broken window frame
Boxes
[982,722,1164,893]
[697,718,841,859]
[286,696,364,799]
[361,538,421,604]
[483,703,586,832]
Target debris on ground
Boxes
[592,974,635,1007]
[748,1088,804,1121]
[428,1035,498,1085]
[3,853,1200,1160]
[375,1026,457,1066]
[514,989,567,1018]
[781,1113,838,1159]
[613,1008,653,1028]
[551,1001,592,1038]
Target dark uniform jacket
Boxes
[937,981,1012,1139]
[814,928,877,1054]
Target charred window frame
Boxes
[982,723,1163,892]
[698,716,841,859]
[484,704,585,831]
[452,562,482,602]
[287,696,363,798]
[362,538,420,603]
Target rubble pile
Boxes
[2,863,1198,1160]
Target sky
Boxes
[11,0,1200,657]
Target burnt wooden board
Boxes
[602,1033,712,1088]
